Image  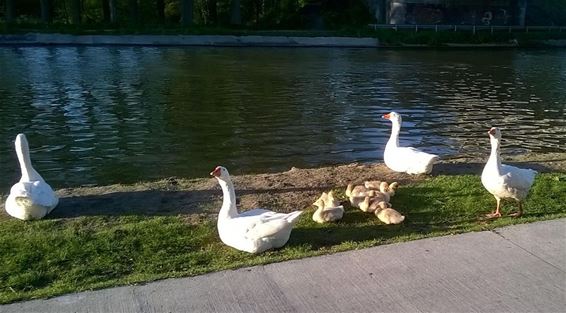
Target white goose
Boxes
[481,127,537,218]
[382,112,439,174]
[5,133,59,220]
[211,166,303,254]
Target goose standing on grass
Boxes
[382,112,439,174]
[211,166,303,254]
[5,133,59,220]
[481,127,537,218]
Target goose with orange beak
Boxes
[481,127,537,218]
[210,166,303,253]
[382,112,439,174]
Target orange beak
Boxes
[210,167,221,177]
[382,113,391,119]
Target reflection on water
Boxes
[0,47,564,189]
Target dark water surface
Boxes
[0,47,564,189]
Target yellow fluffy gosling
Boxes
[363,180,382,190]
[366,181,399,198]
[347,183,379,208]
[359,191,390,213]
[373,201,405,225]
[345,183,369,198]
[312,191,344,223]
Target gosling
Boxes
[312,191,344,223]
[373,201,405,225]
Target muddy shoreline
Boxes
[1,153,565,220]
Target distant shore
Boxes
[1,33,565,48]
[1,33,380,47]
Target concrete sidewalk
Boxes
[2,219,565,313]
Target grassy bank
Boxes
[370,29,566,47]
[0,172,564,304]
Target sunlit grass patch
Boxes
[0,173,564,304]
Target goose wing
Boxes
[395,147,438,174]
[500,164,537,192]
[402,147,438,162]
[244,211,302,240]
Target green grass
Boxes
[0,173,564,304]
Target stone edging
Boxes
[1,33,564,48]
[0,33,381,47]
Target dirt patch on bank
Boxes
[1,153,565,220]
[48,162,417,219]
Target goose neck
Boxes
[387,121,401,148]
[487,138,502,172]
[16,139,42,182]
[218,178,238,219]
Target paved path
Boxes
[2,219,565,313]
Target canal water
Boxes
[0,47,564,189]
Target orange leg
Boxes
[509,202,523,217]
[486,198,502,219]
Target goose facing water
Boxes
[481,127,537,218]
[382,112,439,175]
[5,134,59,220]
[211,166,303,253]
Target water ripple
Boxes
[0,47,564,188]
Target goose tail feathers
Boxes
[285,211,303,224]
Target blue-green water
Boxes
[0,47,564,189]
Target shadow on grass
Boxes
[48,185,337,218]
[287,218,476,251]
[433,162,484,176]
